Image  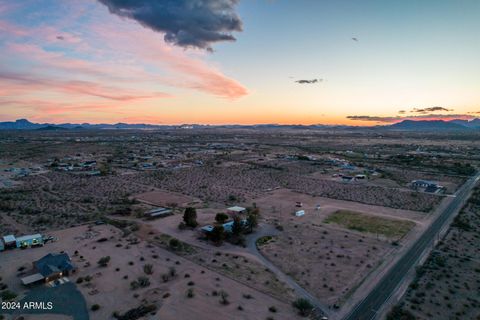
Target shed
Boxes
[2,235,16,249]
[295,210,305,217]
[227,206,246,215]
[16,234,43,248]
[146,207,173,219]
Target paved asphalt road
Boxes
[344,172,480,320]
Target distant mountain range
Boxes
[1,118,480,131]
[386,119,480,131]
[0,119,169,130]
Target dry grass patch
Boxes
[324,210,415,239]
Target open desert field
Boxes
[251,188,427,307]
[134,190,201,208]
[1,128,478,320]
[0,223,300,320]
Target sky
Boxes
[0,0,479,125]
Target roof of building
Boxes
[147,207,172,215]
[34,253,74,277]
[295,210,305,216]
[3,235,16,243]
[412,180,437,186]
[227,206,246,212]
[21,273,44,285]
[425,185,439,193]
[16,234,43,242]
[201,225,214,232]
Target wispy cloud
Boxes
[411,106,452,113]
[0,0,248,123]
[0,71,171,101]
[347,113,475,123]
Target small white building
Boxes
[146,207,173,219]
[227,206,247,215]
[295,210,305,217]
[2,235,16,249]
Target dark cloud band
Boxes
[295,78,323,84]
[412,106,452,113]
[98,0,242,51]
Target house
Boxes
[227,206,247,216]
[16,234,43,248]
[146,207,173,219]
[25,253,75,285]
[201,219,247,234]
[411,180,438,188]
[22,252,75,286]
[411,180,444,193]
[2,235,16,249]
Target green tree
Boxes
[232,215,243,236]
[246,212,258,233]
[215,212,229,224]
[209,225,226,244]
[183,207,198,227]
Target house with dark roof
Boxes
[21,252,75,286]
[29,253,75,284]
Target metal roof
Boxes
[227,206,246,212]
[3,235,16,243]
[16,234,43,242]
[21,273,44,285]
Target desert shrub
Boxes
[169,238,181,249]
[386,305,415,320]
[97,256,111,267]
[0,290,17,301]
[112,304,157,320]
[219,290,229,305]
[91,304,100,311]
[143,264,153,275]
[130,276,150,290]
[292,298,314,316]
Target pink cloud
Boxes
[0,71,172,101]
[0,0,248,124]
[90,17,248,99]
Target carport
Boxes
[21,273,44,285]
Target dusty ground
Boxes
[1,128,477,320]
[388,186,480,320]
[0,224,301,320]
[251,189,426,307]
[134,189,201,207]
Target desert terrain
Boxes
[1,128,479,320]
